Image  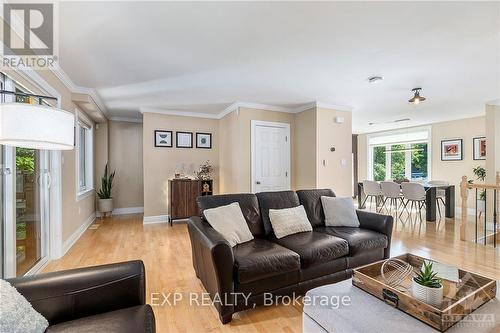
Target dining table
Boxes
[357,182,455,222]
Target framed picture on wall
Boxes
[473,137,486,160]
[176,131,193,148]
[441,139,463,161]
[154,130,172,147]
[196,132,212,149]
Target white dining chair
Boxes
[427,180,449,218]
[362,180,383,212]
[401,182,427,221]
[380,181,404,215]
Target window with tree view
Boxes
[369,129,430,182]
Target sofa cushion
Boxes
[233,239,300,284]
[269,205,313,239]
[297,189,335,227]
[316,227,388,255]
[203,202,254,247]
[198,193,264,237]
[271,231,348,268]
[321,196,360,227]
[46,305,155,333]
[256,191,300,236]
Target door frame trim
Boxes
[251,120,291,194]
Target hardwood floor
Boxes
[44,212,499,333]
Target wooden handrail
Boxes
[466,183,500,190]
[460,173,499,247]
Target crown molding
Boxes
[140,107,220,119]
[109,116,143,123]
[139,100,354,120]
[314,101,353,112]
[51,65,109,116]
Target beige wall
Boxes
[357,116,486,208]
[143,113,219,217]
[219,106,353,196]
[4,69,96,242]
[109,120,144,209]
[226,107,296,193]
[485,104,500,184]
[94,121,109,195]
[294,108,317,189]
[315,108,353,196]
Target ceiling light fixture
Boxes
[408,88,426,105]
[368,76,383,83]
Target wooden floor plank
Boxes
[44,212,499,332]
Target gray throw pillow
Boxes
[0,279,49,333]
[203,202,254,247]
[321,196,360,227]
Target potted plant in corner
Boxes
[97,164,115,217]
[470,166,486,216]
[411,261,443,308]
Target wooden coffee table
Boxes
[303,254,499,333]
[303,279,499,333]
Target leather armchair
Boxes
[7,260,155,333]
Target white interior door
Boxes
[251,121,290,193]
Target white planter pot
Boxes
[98,198,113,214]
[411,279,443,308]
[477,199,486,213]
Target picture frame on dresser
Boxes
[176,131,193,148]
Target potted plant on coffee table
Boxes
[411,261,443,308]
[97,164,115,217]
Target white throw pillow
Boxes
[268,205,312,239]
[321,196,360,227]
[203,202,254,247]
[0,279,49,333]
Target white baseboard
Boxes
[143,214,169,224]
[115,206,144,215]
[62,212,95,256]
[96,206,144,217]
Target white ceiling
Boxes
[58,1,500,133]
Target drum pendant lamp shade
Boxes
[0,103,75,150]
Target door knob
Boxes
[256,181,261,185]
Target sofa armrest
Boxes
[7,260,146,325]
[356,210,394,258]
[187,216,235,323]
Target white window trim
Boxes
[75,108,94,201]
[367,126,432,181]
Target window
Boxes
[368,127,431,182]
[76,111,93,199]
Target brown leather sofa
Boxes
[188,189,393,324]
[7,260,155,333]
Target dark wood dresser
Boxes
[168,179,213,226]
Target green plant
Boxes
[97,164,115,199]
[414,261,442,288]
[470,166,486,200]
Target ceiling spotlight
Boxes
[408,88,426,105]
[368,76,383,83]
